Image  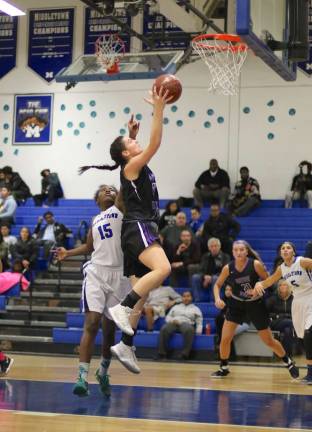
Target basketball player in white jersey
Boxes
[55,184,142,397]
[254,241,312,384]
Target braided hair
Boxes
[78,136,125,175]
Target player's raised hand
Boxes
[144,85,172,107]
[128,114,140,138]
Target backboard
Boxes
[232,0,297,81]
[55,50,184,84]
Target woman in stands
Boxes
[0,259,14,377]
[254,241,312,384]
[212,240,299,379]
[79,86,172,337]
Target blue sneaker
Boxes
[95,369,111,397]
[73,376,89,397]
[301,375,312,385]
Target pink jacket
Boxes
[0,272,29,294]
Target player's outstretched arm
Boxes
[55,230,94,261]
[300,257,312,270]
[254,267,282,296]
[124,86,172,180]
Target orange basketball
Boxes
[154,74,182,104]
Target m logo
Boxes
[45,71,54,79]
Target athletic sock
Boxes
[121,290,141,308]
[220,359,229,370]
[282,355,292,366]
[78,362,90,381]
[98,357,111,377]
[121,328,137,347]
[307,365,312,378]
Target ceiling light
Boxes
[0,0,25,16]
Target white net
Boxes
[95,34,125,71]
[192,35,248,96]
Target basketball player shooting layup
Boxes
[79,84,175,338]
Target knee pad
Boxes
[304,326,312,360]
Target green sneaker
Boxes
[73,376,89,397]
[95,369,111,397]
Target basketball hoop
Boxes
[192,34,248,96]
[95,34,125,74]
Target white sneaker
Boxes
[111,341,141,374]
[109,304,134,336]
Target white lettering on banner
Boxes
[306,63,312,70]
[45,72,54,79]
[90,9,126,18]
[0,16,13,23]
[34,27,69,35]
[0,30,12,36]
[90,24,120,32]
[34,12,70,21]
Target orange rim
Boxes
[192,33,248,52]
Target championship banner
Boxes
[0,13,18,79]
[298,0,312,76]
[28,8,74,82]
[84,7,131,54]
[13,94,53,145]
[143,2,189,51]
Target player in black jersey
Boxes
[211,240,299,379]
[78,86,172,348]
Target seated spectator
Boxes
[0,186,17,227]
[215,285,250,349]
[193,159,230,208]
[189,206,204,235]
[199,203,240,255]
[191,238,230,302]
[33,169,64,207]
[0,224,17,247]
[10,227,38,270]
[228,166,261,216]
[0,169,6,188]
[157,291,203,360]
[143,286,182,331]
[32,211,72,259]
[0,232,9,270]
[170,230,201,287]
[0,259,30,294]
[2,166,31,203]
[285,161,312,208]
[266,279,295,356]
[158,200,180,231]
[160,211,193,259]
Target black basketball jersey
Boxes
[227,258,260,301]
[120,165,159,222]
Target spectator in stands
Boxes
[199,203,240,255]
[157,291,203,360]
[0,232,9,270]
[10,227,38,270]
[170,230,201,287]
[191,238,230,302]
[193,159,230,208]
[189,206,204,235]
[143,286,182,331]
[33,211,71,259]
[266,279,295,356]
[158,200,180,231]
[0,224,17,248]
[2,166,31,203]
[0,186,17,227]
[0,258,14,376]
[0,169,6,188]
[228,166,261,216]
[285,161,312,209]
[33,169,64,207]
[160,211,193,259]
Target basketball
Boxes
[154,74,182,104]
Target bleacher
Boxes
[1,198,311,358]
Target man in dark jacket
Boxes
[33,169,64,206]
[266,280,295,356]
[191,237,230,301]
[33,211,71,259]
[228,166,261,216]
[2,166,31,202]
[199,203,240,255]
[193,159,230,208]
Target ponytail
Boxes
[78,164,119,175]
[78,135,125,175]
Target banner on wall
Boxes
[143,2,189,51]
[13,94,53,145]
[297,0,312,76]
[28,8,74,82]
[0,13,18,79]
[84,7,131,54]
